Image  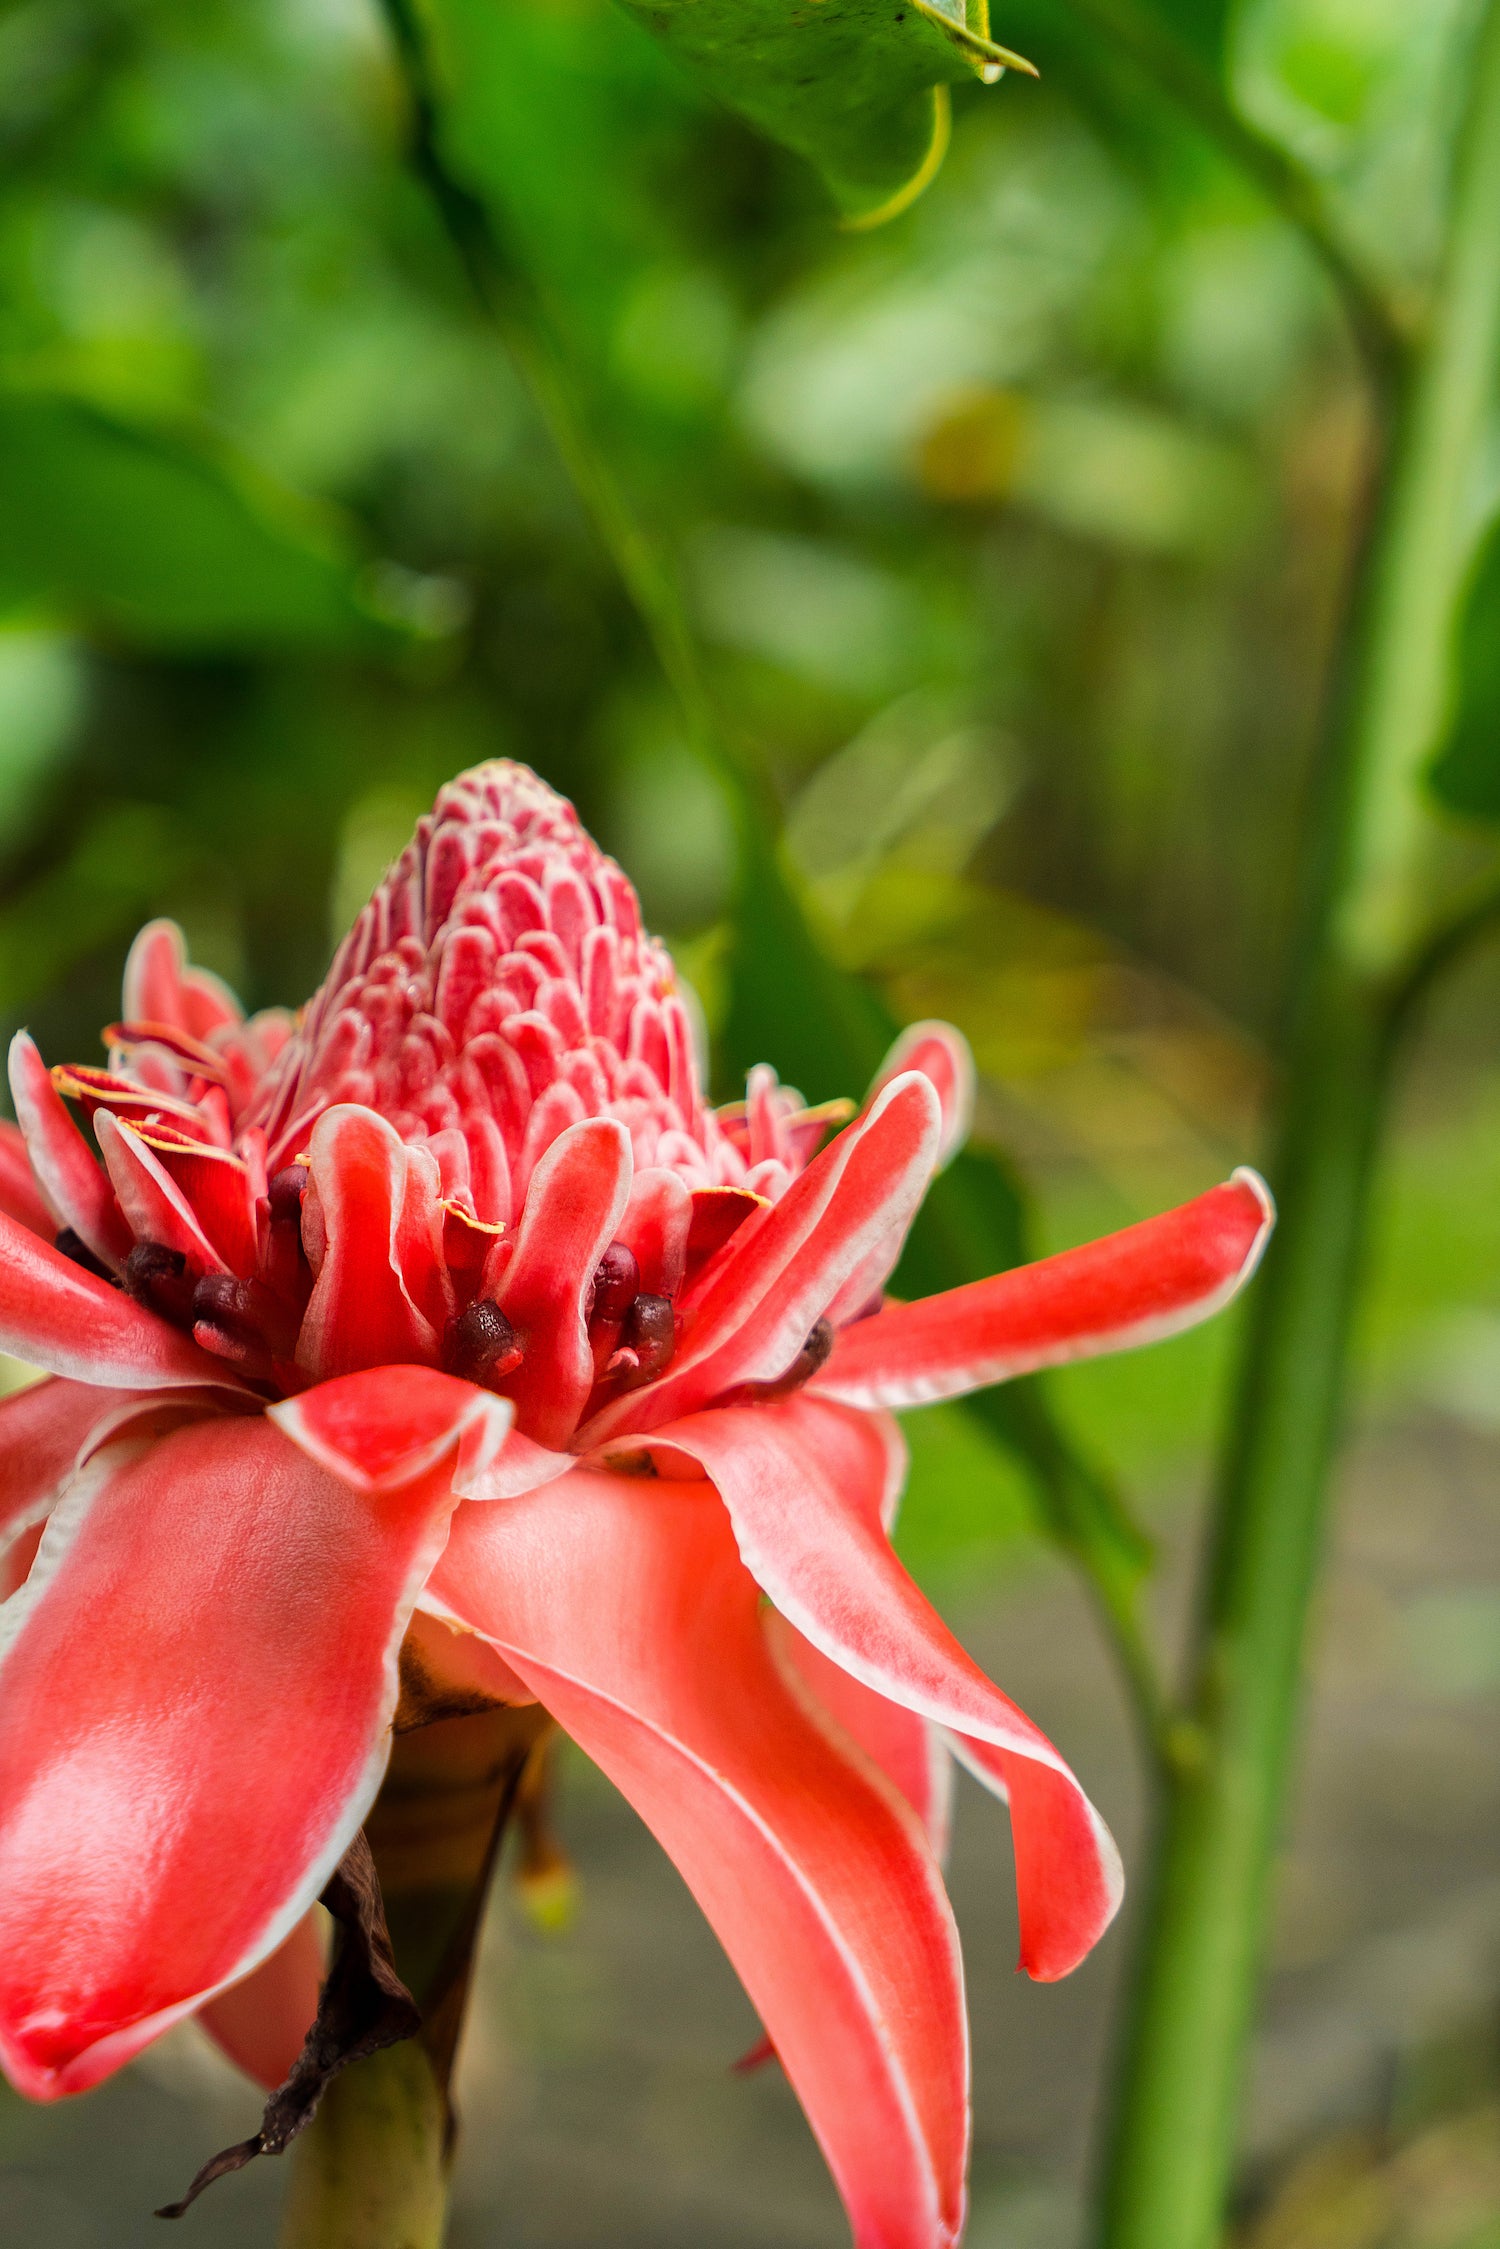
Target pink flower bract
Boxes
[0,761,1273,2247]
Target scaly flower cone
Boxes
[0,762,1274,2246]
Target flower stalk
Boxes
[280,1708,550,2249]
[1098,7,1500,2243]
[278,2044,449,2249]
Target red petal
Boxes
[773,1616,953,1861]
[0,1378,139,1555]
[8,1033,132,1269]
[122,919,242,1041]
[0,1412,458,2098]
[815,1170,1275,1411]
[0,1379,234,1597]
[583,1074,941,1445]
[684,1186,765,1281]
[96,1113,225,1273]
[297,1108,443,1382]
[271,1365,512,1493]
[648,1396,1122,1981]
[429,1468,969,2248]
[869,1024,973,1169]
[451,1427,574,1501]
[0,1123,53,1239]
[617,1165,692,1297]
[0,1206,235,1389]
[496,1118,631,1446]
[196,1912,323,2092]
[128,1129,258,1275]
[51,1064,219,1142]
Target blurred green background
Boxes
[1,0,1500,2240]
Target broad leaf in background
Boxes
[612,0,1035,224]
[1122,0,1232,70]
[1012,0,1232,74]
[0,389,395,652]
[0,804,190,1022]
[421,0,696,356]
[1429,511,1500,821]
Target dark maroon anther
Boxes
[191,1271,301,1359]
[122,1241,197,1326]
[795,1316,835,1384]
[192,1273,258,1337]
[54,1228,117,1285]
[620,1292,676,1385]
[445,1298,523,1385]
[588,1241,639,1329]
[746,1317,835,1403]
[267,1167,308,1227]
[189,1273,286,1375]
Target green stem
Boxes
[277,1713,546,2249]
[277,2044,450,2249]
[1097,8,1500,2245]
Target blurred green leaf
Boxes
[0,387,395,651]
[421,0,691,351]
[1133,0,1233,71]
[1428,512,1500,820]
[609,0,1034,225]
[0,802,189,1020]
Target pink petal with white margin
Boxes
[495,1118,631,1447]
[773,1616,953,1862]
[0,1123,52,1239]
[616,1165,691,1297]
[581,1074,941,1445]
[428,1468,969,2249]
[869,1023,974,1170]
[296,1108,442,1382]
[8,1033,133,1269]
[0,1206,235,1390]
[271,1364,512,1494]
[197,1911,324,2092]
[0,1380,237,1600]
[813,1170,1275,1412]
[646,1396,1122,1982]
[96,1113,226,1274]
[0,1411,461,2099]
[0,1378,189,1554]
[123,919,242,1042]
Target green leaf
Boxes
[0,803,191,1020]
[614,0,1034,224]
[421,0,694,352]
[0,387,395,652]
[1131,0,1233,71]
[422,0,1034,235]
[1429,510,1500,820]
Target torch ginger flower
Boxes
[0,762,1272,2245]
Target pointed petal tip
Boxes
[1230,1165,1276,1246]
[872,1023,973,1168]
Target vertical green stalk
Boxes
[1098,9,1500,2247]
[278,2044,450,2249]
[278,1712,547,2249]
